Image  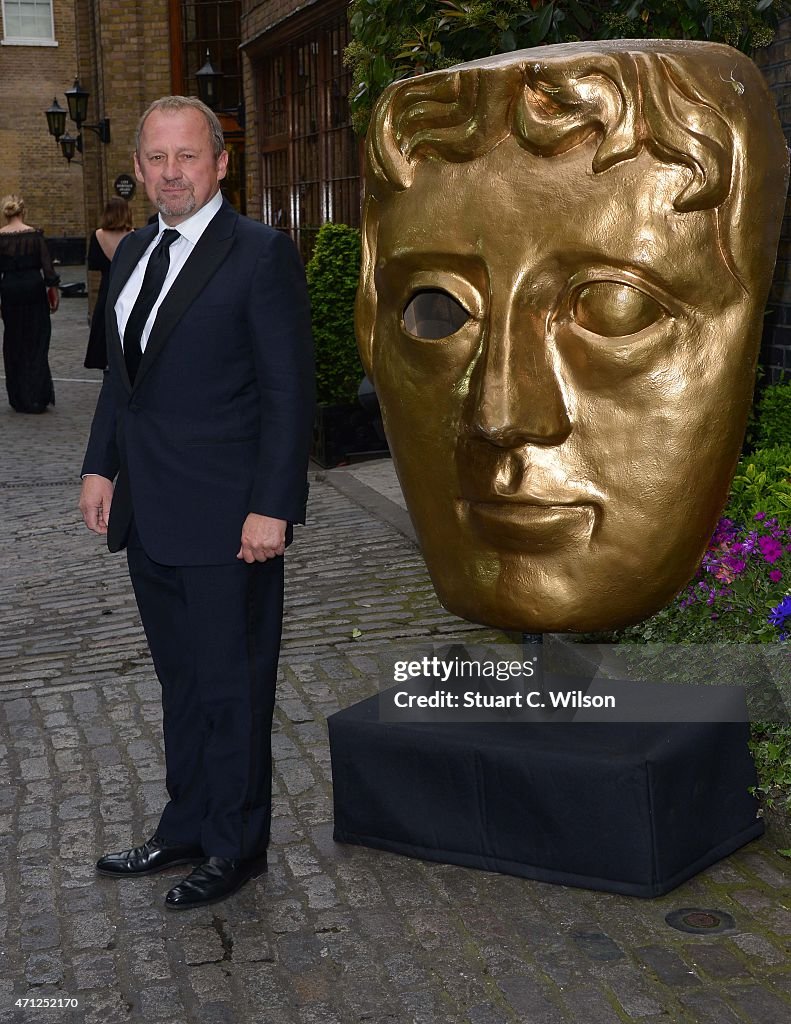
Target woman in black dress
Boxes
[0,194,60,413]
[84,197,133,369]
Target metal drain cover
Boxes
[665,908,736,934]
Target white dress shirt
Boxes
[115,189,224,353]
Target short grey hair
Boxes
[135,95,225,158]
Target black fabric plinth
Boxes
[328,692,764,898]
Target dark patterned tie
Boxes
[123,228,181,384]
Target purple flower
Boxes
[755,512,766,521]
[770,569,784,583]
[758,536,784,564]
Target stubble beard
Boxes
[156,185,196,219]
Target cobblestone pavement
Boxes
[1,276,790,1024]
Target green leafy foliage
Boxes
[346,0,787,133]
[725,445,791,526]
[750,723,791,810]
[753,382,791,448]
[305,224,364,405]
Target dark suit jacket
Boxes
[81,199,315,565]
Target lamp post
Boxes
[196,52,222,112]
[195,51,245,128]
[44,78,110,162]
[44,98,66,141]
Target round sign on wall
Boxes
[114,173,136,200]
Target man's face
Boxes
[134,108,228,225]
[368,137,759,632]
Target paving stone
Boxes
[187,963,233,1003]
[228,922,275,964]
[136,984,185,1019]
[191,1002,238,1024]
[177,925,226,966]
[71,952,118,990]
[677,989,745,1024]
[555,983,626,1024]
[740,853,791,888]
[128,935,172,982]
[635,945,701,987]
[23,951,64,986]
[67,911,116,950]
[19,912,61,952]
[57,794,93,820]
[284,843,322,878]
[466,1003,513,1024]
[303,873,338,911]
[684,941,751,980]
[732,931,788,965]
[726,982,791,1024]
[495,975,567,1023]
[766,907,791,935]
[604,965,667,1018]
[731,887,778,913]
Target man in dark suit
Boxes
[79,95,314,909]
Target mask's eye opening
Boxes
[403,289,470,340]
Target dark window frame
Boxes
[249,5,362,261]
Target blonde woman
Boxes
[0,194,59,413]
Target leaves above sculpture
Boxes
[345,0,788,134]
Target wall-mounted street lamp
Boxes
[196,51,245,129]
[45,79,111,163]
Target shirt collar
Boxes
[157,190,224,246]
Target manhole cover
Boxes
[665,908,736,934]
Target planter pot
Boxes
[311,402,389,469]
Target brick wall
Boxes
[242,0,321,41]
[73,0,172,239]
[0,0,174,243]
[0,0,85,238]
[755,19,791,381]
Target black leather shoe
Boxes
[96,834,204,876]
[164,855,267,909]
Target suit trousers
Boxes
[126,525,284,859]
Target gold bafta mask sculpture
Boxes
[356,40,789,633]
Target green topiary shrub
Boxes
[725,444,791,526]
[753,382,791,449]
[305,224,363,405]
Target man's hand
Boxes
[237,513,287,563]
[79,475,114,535]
